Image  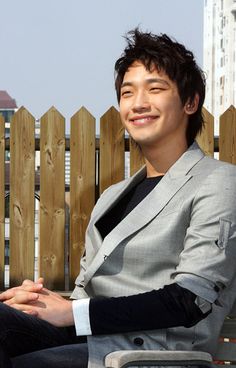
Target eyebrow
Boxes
[121,78,170,88]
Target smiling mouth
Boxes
[130,116,159,126]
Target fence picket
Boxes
[10,107,35,286]
[40,107,65,290]
[99,107,125,194]
[70,107,96,288]
[196,107,214,156]
[0,115,5,289]
[219,106,236,164]
[129,138,145,176]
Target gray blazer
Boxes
[71,142,236,368]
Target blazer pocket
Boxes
[215,218,231,249]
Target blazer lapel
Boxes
[89,167,147,228]
[83,142,205,286]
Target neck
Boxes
[141,139,188,177]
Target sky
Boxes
[0,0,204,129]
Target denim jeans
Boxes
[0,302,88,368]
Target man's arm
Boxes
[74,283,211,336]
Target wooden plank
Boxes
[196,107,214,156]
[219,105,236,164]
[10,107,35,286]
[69,107,95,288]
[99,107,125,194]
[0,115,5,289]
[129,138,145,176]
[40,107,65,290]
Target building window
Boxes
[220,38,223,49]
[0,110,15,123]
[223,16,226,27]
[220,76,225,86]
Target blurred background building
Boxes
[203,0,236,134]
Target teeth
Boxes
[135,118,148,123]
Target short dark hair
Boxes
[115,28,205,145]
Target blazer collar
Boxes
[91,142,204,225]
[168,141,205,178]
[83,142,205,286]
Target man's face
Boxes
[119,61,190,150]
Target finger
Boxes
[0,279,38,301]
[0,289,16,301]
[22,279,35,286]
[36,277,44,284]
[6,303,39,314]
[22,279,43,291]
[0,283,43,302]
[4,291,39,306]
[22,279,43,288]
[23,283,44,292]
[23,310,38,316]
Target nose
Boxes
[132,90,151,112]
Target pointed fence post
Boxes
[99,107,125,194]
[0,115,5,289]
[196,107,214,156]
[69,107,96,288]
[219,106,236,164]
[40,107,65,290]
[10,107,35,286]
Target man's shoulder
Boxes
[193,156,236,199]
[200,155,236,176]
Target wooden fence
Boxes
[0,105,236,291]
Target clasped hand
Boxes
[0,278,74,327]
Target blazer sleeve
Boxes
[173,163,236,298]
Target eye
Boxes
[121,90,133,97]
[150,86,163,92]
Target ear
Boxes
[184,94,200,115]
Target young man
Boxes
[0,29,236,368]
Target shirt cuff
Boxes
[175,273,218,303]
[72,298,92,336]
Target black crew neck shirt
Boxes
[96,176,163,239]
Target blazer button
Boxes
[133,337,144,346]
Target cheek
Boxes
[119,102,130,121]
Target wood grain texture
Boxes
[10,107,35,286]
[219,106,236,164]
[40,107,65,289]
[196,107,214,156]
[69,107,95,287]
[0,115,5,288]
[129,138,145,176]
[99,107,125,194]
